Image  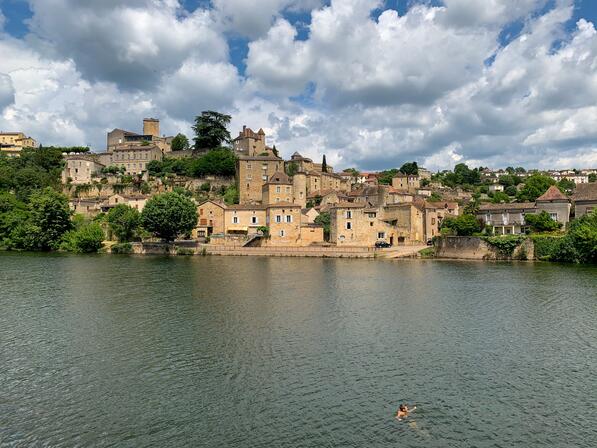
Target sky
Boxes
[0,0,596,171]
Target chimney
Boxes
[143,118,160,138]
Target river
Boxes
[0,253,595,447]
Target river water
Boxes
[0,253,595,447]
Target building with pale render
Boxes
[0,132,38,156]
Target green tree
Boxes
[557,178,576,193]
[192,111,232,150]
[0,193,29,245]
[286,161,299,176]
[589,173,596,183]
[524,211,562,233]
[322,155,328,173]
[28,188,73,250]
[504,185,518,196]
[107,204,141,242]
[565,210,597,263]
[441,214,483,236]
[171,133,190,151]
[399,161,419,175]
[223,185,239,205]
[491,191,510,203]
[314,211,331,241]
[141,192,198,242]
[516,174,556,202]
[378,168,399,185]
[188,149,236,177]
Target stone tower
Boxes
[143,118,160,138]
[293,172,307,208]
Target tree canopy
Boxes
[107,204,141,242]
[441,214,483,236]
[516,174,556,202]
[399,162,418,175]
[141,192,197,241]
[192,111,232,151]
[171,133,190,152]
[524,211,562,233]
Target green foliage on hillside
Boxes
[516,174,556,202]
[147,149,236,178]
[377,169,399,185]
[193,111,232,151]
[171,133,190,151]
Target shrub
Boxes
[525,211,562,232]
[441,214,483,236]
[530,234,564,260]
[483,235,526,257]
[111,242,133,254]
[61,222,104,253]
[200,182,211,192]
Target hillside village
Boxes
[1,112,596,257]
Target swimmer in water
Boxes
[395,404,416,420]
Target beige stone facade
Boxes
[237,155,284,204]
[107,118,173,153]
[266,203,302,245]
[224,205,267,234]
[392,173,421,193]
[108,144,163,175]
[62,155,105,185]
[572,183,597,217]
[0,132,38,156]
[262,172,293,205]
[195,200,227,237]
[232,126,272,156]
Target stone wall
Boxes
[436,236,534,260]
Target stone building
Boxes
[571,183,597,217]
[0,132,38,156]
[262,172,293,205]
[236,154,285,204]
[392,173,420,194]
[232,126,275,156]
[107,118,173,153]
[224,204,267,234]
[535,186,571,227]
[62,155,105,184]
[287,152,333,173]
[195,200,227,237]
[107,144,163,175]
[266,203,302,245]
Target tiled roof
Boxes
[571,183,597,202]
[266,172,292,184]
[226,204,266,210]
[266,201,300,208]
[238,154,282,161]
[478,202,536,211]
[536,185,569,202]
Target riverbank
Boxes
[109,241,427,258]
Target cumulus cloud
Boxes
[213,0,322,39]
[0,0,595,171]
[26,0,228,90]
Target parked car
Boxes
[375,241,392,248]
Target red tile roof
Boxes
[536,185,569,202]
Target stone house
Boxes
[392,173,420,193]
[101,194,149,213]
[69,197,105,217]
[232,126,276,157]
[62,155,105,185]
[262,172,293,205]
[489,184,504,193]
[266,203,302,245]
[287,151,334,173]
[196,200,227,237]
[107,118,173,153]
[236,154,284,204]
[571,183,597,217]
[224,204,267,234]
[302,207,320,224]
[535,186,571,227]
[103,144,163,175]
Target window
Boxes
[199,208,204,216]
[346,222,352,230]
[431,218,436,225]
[251,216,258,224]
[550,213,558,221]
[378,232,385,239]
[233,216,239,224]
[246,174,252,180]
[279,230,285,237]
[247,163,252,169]
[286,186,291,193]
[370,222,373,227]
[262,175,268,181]
[262,164,268,170]
[276,215,282,223]
[286,215,292,223]
[276,186,281,193]
[346,210,352,219]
